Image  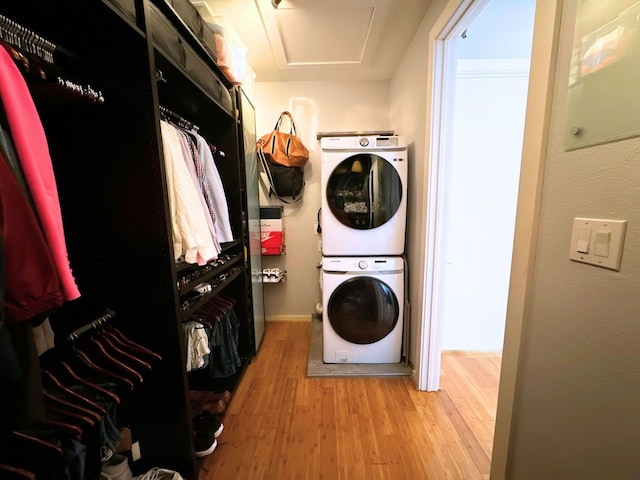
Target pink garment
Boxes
[0,47,80,301]
[0,151,64,323]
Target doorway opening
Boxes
[421,0,536,391]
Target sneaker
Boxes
[193,426,217,457]
[134,467,184,480]
[101,454,133,480]
[193,411,224,439]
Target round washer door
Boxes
[327,276,399,344]
[326,154,403,230]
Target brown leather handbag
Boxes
[257,111,309,168]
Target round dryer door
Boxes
[327,276,399,344]
[326,154,403,230]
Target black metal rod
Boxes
[67,308,116,343]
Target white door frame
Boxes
[419,0,491,392]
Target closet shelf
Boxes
[176,252,243,293]
[180,267,244,320]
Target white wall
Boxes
[253,81,390,319]
[505,1,640,477]
[441,58,529,351]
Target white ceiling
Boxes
[192,0,432,82]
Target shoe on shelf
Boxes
[189,389,231,405]
[189,390,229,415]
[193,411,224,439]
[133,467,184,480]
[101,454,133,480]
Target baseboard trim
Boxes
[266,315,312,323]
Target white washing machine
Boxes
[323,256,404,364]
[321,135,408,256]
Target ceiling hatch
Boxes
[258,1,379,70]
[274,6,374,65]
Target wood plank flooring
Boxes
[200,322,501,479]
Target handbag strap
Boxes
[258,148,303,204]
[274,111,296,136]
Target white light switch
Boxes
[594,230,611,257]
[576,227,591,253]
[569,218,627,270]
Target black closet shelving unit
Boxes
[0,0,260,478]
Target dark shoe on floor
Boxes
[193,411,224,439]
[193,422,217,458]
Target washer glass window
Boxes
[327,276,399,344]
[326,154,402,230]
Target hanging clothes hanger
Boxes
[73,350,134,390]
[57,360,121,404]
[41,403,94,432]
[9,431,63,456]
[0,463,36,480]
[36,416,82,441]
[199,302,224,322]
[42,389,100,426]
[64,308,154,387]
[94,334,153,373]
[41,368,107,415]
[0,431,63,479]
[188,314,213,329]
[102,328,162,369]
[106,325,162,361]
[77,338,144,384]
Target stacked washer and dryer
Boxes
[320,135,408,364]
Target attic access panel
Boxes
[275,5,374,65]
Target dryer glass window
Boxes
[326,154,402,230]
[327,277,399,344]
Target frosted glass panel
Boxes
[566,1,640,150]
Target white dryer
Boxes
[323,256,404,364]
[321,135,407,256]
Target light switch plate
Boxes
[569,218,627,270]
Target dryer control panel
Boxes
[321,135,406,151]
[323,256,404,273]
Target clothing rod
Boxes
[0,14,77,63]
[67,308,116,343]
[159,105,199,132]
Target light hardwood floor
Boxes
[200,322,501,479]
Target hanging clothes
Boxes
[175,129,221,254]
[0,47,80,301]
[0,150,64,323]
[160,120,218,265]
[194,134,234,243]
[208,308,241,378]
[182,321,210,372]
